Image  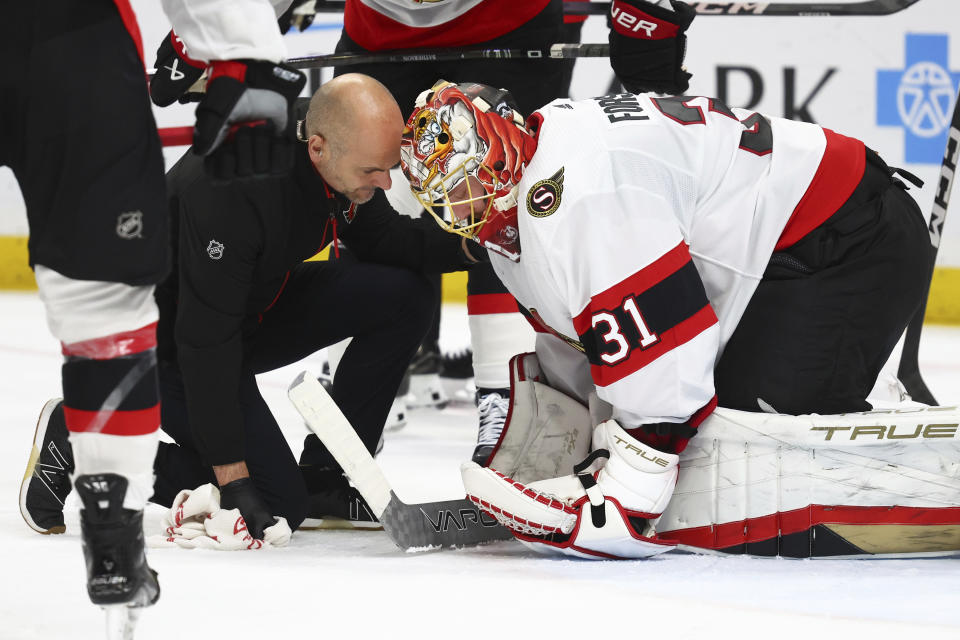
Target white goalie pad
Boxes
[484,379,960,557]
[486,353,593,483]
[659,404,960,557]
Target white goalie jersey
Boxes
[489,93,866,433]
[160,0,288,62]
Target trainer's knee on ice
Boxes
[267,478,309,532]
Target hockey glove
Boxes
[462,419,679,559]
[150,30,207,107]
[193,59,307,182]
[218,477,277,540]
[608,0,696,94]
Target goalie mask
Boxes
[400,81,537,261]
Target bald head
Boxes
[305,73,401,154]
[305,74,403,204]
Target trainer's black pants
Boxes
[153,259,435,530]
[715,152,929,415]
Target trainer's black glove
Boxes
[193,59,307,182]
[278,0,318,34]
[608,0,696,95]
[219,477,277,540]
[150,30,207,107]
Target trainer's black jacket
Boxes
[156,149,476,465]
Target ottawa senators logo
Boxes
[526,167,565,218]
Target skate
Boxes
[406,345,449,409]
[439,348,473,379]
[471,388,510,465]
[76,473,159,639]
[20,398,73,534]
[299,466,382,530]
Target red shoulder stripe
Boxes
[776,128,865,250]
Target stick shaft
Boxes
[566,0,922,16]
[897,86,960,405]
[312,0,921,17]
[287,43,609,70]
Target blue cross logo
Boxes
[877,34,960,164]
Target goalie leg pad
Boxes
[463,420,680,559]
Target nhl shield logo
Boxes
[207,239,225,260]
[526,167,565,218]
[116,211,144,239]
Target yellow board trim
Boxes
[0,234,955,316]
[0,236,35,290]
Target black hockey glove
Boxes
[219,477,277,540]
[150,30,207,107]
[608,0,696,95]
[278,0,318,34]
[193,59,307,182]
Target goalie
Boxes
[397,74,944,559]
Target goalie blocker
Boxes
[464,353,960,559]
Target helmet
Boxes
[400,80,536,261]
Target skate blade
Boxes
[104,604,141,640]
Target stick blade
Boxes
[381,494,513,551]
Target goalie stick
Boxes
[287,372,512,550]
[564,0,922,16]
[897,85,960,406]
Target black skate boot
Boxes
[439,348,474,380]
[471,388,510,466]
[76,474,160,608]
[299,466,381,530]
[20,398,73,534]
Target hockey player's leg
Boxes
[463,419,678,559]
[466,265,534,464]
[715,154,930,415]
[33,266,161,613]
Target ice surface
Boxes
[2,292,959,639]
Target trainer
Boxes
[153,74,482,536]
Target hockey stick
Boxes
[286,43,610,70]
[896,86,960,406]
[566,0,922,16]
[310,0,921,17]
[287,372,512,550]
[147,44,610,84]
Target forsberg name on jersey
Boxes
[593,94,649,124]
